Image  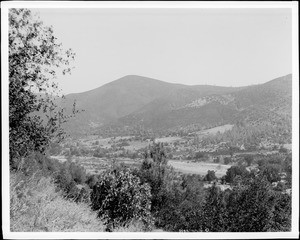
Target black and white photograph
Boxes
[1,1,299,239]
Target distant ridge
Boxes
[58,74,292,136]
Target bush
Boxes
[214,157,220,163]
[259,164,282,183]
[244,155,254,166]
[224,157,231,165]
[91,166,153,231]
[195,151,205,160]
[225,165,249,183]
[53,160,90,202]
[203,170,217,182]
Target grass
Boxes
[196,124,234,136]
[155,136,182,143]
[10,168,150,232]
[10,170,105,232]
[168,160,231,177]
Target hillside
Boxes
[59,74,292,136]
[60,75,184,134]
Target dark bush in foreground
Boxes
[91,166,153,231]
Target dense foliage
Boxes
[9,8,75,168]
[132,143,292,232]
[224,165,249,183]
[206,176,291,232]
[90,166,153,231]
[201,121,292,149]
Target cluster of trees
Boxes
[49,142,140,160]
[16,142,292,232]
[97,125,155,139]
[256,154,292,188]
[200,176,291,232]
[201,121,292,149]
[127,144,291,232]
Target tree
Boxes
[9,9,75,168]
[223,157,231,165]
[91,166,153,231]
[195,151,205,160]
[225,165,249,183]
[144,142,168,166]
[213,156,220,163]
[139,143,171,211]
[244,155,254,166]
[269,191,291,231]
[203,170,217,182]
[259,164,282,183]
[137,143,184,229]
[283,155,292,188]
[201,184,227,232]
[166,174,205,231]
[225,176,285,232]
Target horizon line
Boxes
[62,73,292,95]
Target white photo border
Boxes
[1,1,299,239]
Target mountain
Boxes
[60,74,292,136]
[60,75,183,134]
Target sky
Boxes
[34,8,292,94]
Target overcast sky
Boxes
[35,8,292,94]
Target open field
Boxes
[168,160,231,177]
[51,155,68,162]
[155,136,183,143]
[124,141,150,151]
[51,155,230,177]
[196,124,234,136]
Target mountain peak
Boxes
[106,75,178,90]
[61,74,292,135]
[114,75,162,84]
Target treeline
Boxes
[16,143,291,232]
[200,120,292,148]
[129,144,291,231]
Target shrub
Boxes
[203,170,217,182]
[223,157,231,165]
[91,166,153,231]
[259,164,282,183]
[195,151,205,160]
[244,155,254,166]
[214,157,220,163]
[225,165,249,183]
